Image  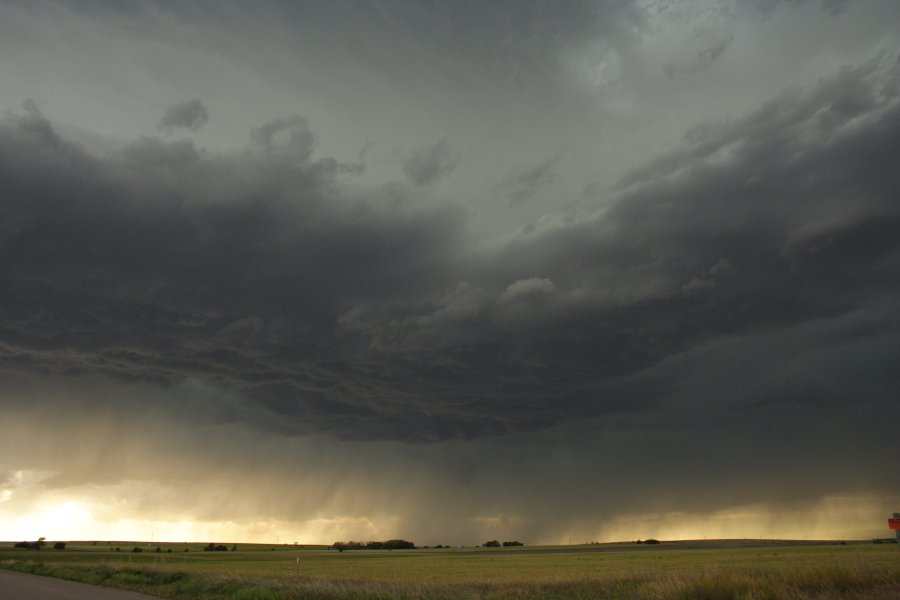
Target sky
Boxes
[1,0,898,546]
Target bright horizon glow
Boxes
[1,494,893,545]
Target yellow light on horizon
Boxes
[0,490,892,545]
[2,500,93,541]
[0,495,389,544]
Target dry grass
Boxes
[2,541,899,599]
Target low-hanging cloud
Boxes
[1,54,898,452]
[2,0,900,550]
[495,154,561,205]
[402,138,460,187]
[158,98,209,132]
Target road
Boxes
[0,569,160,599]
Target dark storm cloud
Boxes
[756,0,848,17]
[495,154,561,206]
[48,0,644,115]
[402,138,460,187]
[272,0,643,87]
[664,30,734,78]
[2,52,899,446]
[158,99,209,132]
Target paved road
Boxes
[0,569,160,599]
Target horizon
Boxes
[1,0,899,547]
[4,537,892,546]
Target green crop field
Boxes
[2,540,899,599]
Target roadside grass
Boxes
[1,542,898,599]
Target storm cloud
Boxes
[158,99,209,132]
[495,154,561,205]
[403,138,460,187]
[1,0,898,545]
[3,52,897,442]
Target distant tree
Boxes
[203,543,228,551]
[502,541,523,547]
[332,539,414,551]
[644,539,660,545]
[155,546,162,553]
[231,544,238,551]
[483,540,501,548]
[53,542,66,550]
[132,547,143,553]
[334,541,362,551]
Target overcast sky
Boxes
[1,0,898,545]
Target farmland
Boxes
[1,540,899,599]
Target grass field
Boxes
[1,540,899,599]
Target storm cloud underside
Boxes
[0,0,898,544]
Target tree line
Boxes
[12,537,68,550]
[331,539,415,551]
[483,540,524,547]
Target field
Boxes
[1,540,899,599]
